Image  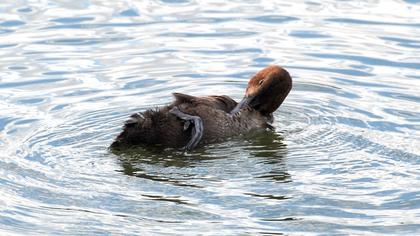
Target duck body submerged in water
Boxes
[110,65,292,150]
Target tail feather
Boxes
[110,108,165,149]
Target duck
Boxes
[110,65,292,151]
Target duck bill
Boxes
[230,95,254,114]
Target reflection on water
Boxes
[1,0,420,235]
[117,131,289,188]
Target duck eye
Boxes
[258,80,264,86]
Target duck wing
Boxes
[172,93,237,113]
[172,92,197,105]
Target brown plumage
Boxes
[110,65,292,150]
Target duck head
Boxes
[231,65,292,117]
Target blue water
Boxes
[1,1,419,235]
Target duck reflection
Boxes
[113,129,290,186]
[114,146,205,188]
[243,131,291,183]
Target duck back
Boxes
[110,100,268,150]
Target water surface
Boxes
[0,0,419,235]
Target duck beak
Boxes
[230,95,255,114]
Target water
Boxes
[1,0,419,235]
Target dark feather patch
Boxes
[172,93,197,104]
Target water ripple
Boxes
[325,17,420,28]
[0,20,26,27]
[0,0,419,235]
[35,37,132,46]
[248,15,299,23]
[307,53,420,70]
[50,17,95,24]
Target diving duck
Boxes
[110,65,292,150]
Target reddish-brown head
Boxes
[231,65,292,116]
